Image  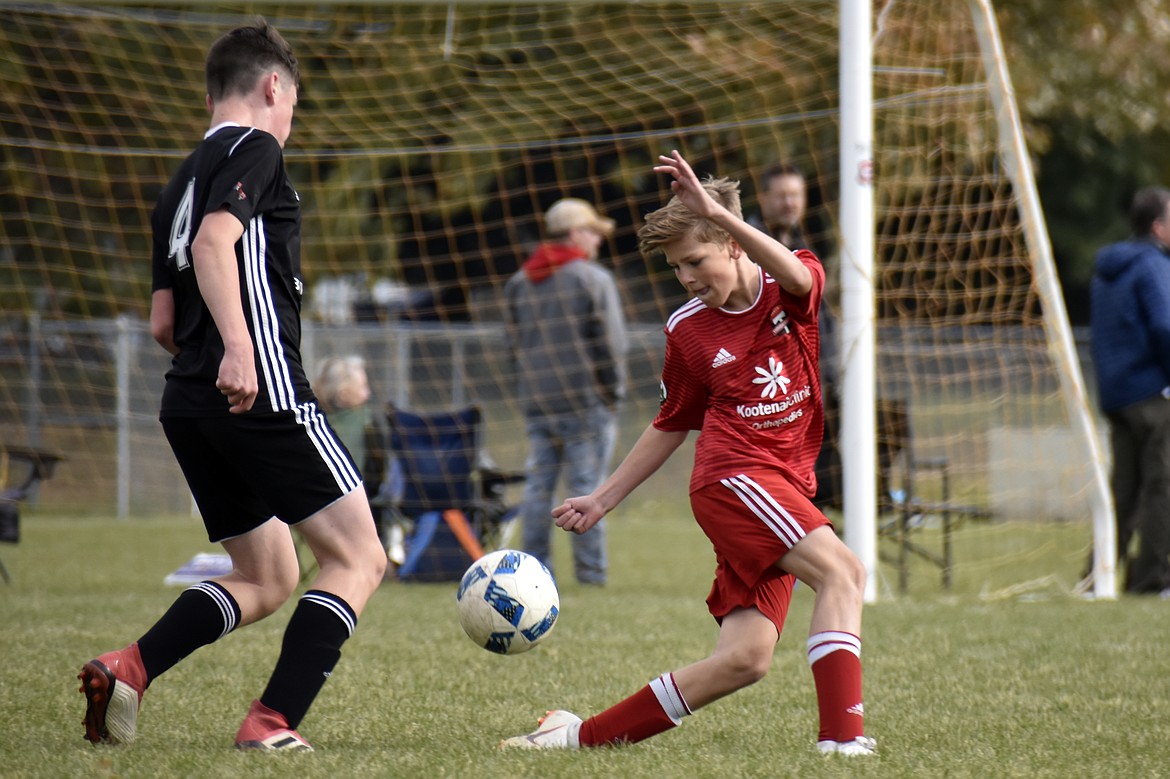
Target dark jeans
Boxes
[1108,393,1170,593]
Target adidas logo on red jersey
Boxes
[711,348,737,368]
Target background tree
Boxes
[996,0,1170,323]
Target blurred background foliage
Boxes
[0,2,1123,524]
[996,0,1170,321]
[2,1,1168,324]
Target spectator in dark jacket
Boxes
[1090,185,1170,595]
[748,163,841,509]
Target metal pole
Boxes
[839,0,878,602]
[115,315,131,519]
[26,291,46,449]
[395,327,411,408]
[452,336,466,407]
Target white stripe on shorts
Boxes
[720,473,806,549]
[295,401,361,493]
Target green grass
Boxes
[1,507,1167,778]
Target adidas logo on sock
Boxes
[711,348,736,368]
[847,702,865,717]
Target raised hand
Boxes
[653,149,720,219]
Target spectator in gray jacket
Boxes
[504,198,628,585]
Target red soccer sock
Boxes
[807,631,864,742]
[578,673,691,747]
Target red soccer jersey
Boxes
[653,250,825,496]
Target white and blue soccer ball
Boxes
[456,549,559,655]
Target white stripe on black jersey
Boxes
[227,128,255,157]
[243,215,296,412]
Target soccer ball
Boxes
[456,549,559,655]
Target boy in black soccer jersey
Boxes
[77,19,386,752]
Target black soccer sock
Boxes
[259,590,357,730]
[136,581,241,683]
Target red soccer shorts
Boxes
[690,469,834,635]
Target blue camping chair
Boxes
[381,405,523,582]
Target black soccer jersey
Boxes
[151,123,312,417]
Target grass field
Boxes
[1,506,1166,778]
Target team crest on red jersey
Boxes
[770,306,790,336]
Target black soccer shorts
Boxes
[161,406,363,542]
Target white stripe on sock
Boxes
[649,672,692,725]
[190,581,238,639]
[806,631,861,665]
[301,591,356,636]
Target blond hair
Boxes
[637,176,742,259]
[314,355,368,411]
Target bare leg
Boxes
[217,518,302,625]
[775,525,865,635]
[671,608,778,710]
[295,488,387,615]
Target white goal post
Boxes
[966,0,1115,600]
[838,0,879,601]
[839,0,1114,601]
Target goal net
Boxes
[0,1,1107,597]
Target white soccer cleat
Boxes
[818,735,877,756]
[499,710,582,749]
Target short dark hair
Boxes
[1130,186,1170,237]
[759,162,806,191]
[206,18,299,102]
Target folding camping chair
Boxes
[875,402,993,594]
[380,405,524,582]
[0,447,64,584]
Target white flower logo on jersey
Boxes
[752,356,791,399]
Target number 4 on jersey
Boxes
[168,178,195,271]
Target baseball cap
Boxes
[544,198,615,237]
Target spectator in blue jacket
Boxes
[1090,185,1170,595]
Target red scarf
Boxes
[522,243,587,283]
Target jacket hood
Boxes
[1096,239,1166,281]
[522,242,587,283]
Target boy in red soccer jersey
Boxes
[501,150,874,756]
